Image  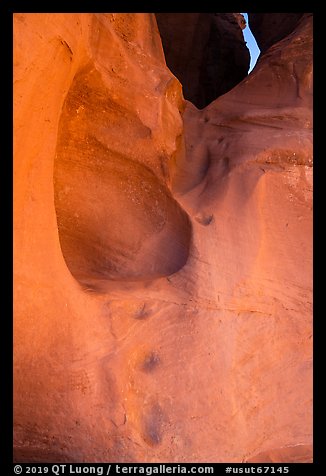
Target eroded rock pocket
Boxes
[54,65,191,285]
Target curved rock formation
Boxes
[14,12,312,463]
[54,63,191,284]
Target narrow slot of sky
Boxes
[242,13,261,73]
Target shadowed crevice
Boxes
[155,13,250,109]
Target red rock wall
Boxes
[171,13,313,463]
[14,13,312,463]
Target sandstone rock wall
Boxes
[14,13,312,463]
[170,13,313,462]
[14,12,189,462]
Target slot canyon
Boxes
[13,13,313,463]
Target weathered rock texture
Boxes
[14,13,312,463]
[155,13,250,109]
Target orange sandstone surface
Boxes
[13,13,313,462]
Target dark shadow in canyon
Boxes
[155,13,250,109]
